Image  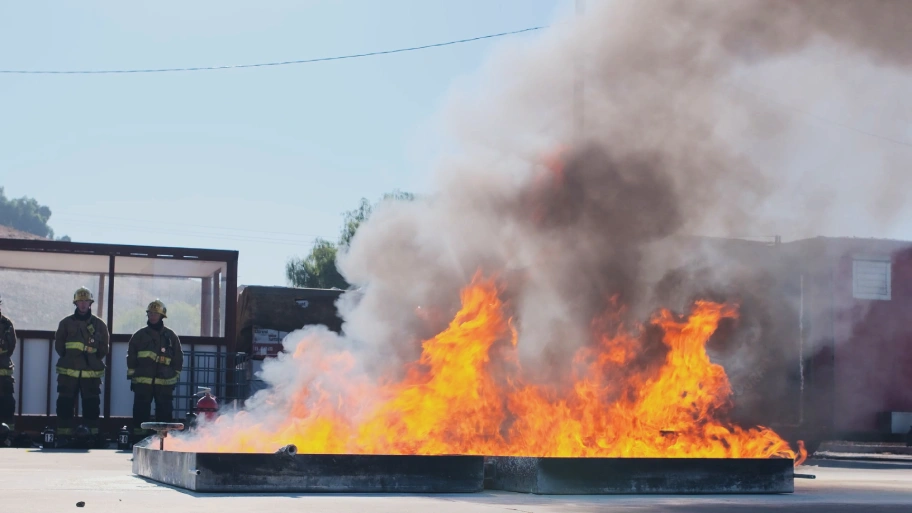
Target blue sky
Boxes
[1,0,572,286]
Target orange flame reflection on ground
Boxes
[170,275,806,465]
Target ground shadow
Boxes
[132,475,497,499]
[26,447,92,454]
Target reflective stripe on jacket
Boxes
[127,324,183,386]
[54,312,109,379]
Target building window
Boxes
[852,258,891,300]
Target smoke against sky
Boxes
[338,0,912,376]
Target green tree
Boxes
[285,238,348,289]
[339,189,414,250]
[286,190,415,289]
[338,198,372,250]
[0,186,69,240]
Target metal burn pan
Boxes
[132,444,486,493]
[132,439,795,495]
[484,456,795,494]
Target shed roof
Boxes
[0,239,237,279]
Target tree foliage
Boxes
[0,187,53,238]
[285,238,348,289]
[338,198,372,250]
[286,190,415,289]
[0,186,69,240]
[338,189,414,250]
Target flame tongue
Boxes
[354,283,512,455]
[502,299,801,461]
[171,274,805,465]
[637,302,741,452]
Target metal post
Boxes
[188,344,196,419]
[212,271,221,338]
[829,262,837,436]
[17,336,24,419]
[46,338,52,416]
[226,259,238,352]
[96,274,105,322]
[798,273,805,425]
[103,255,115,419]
[201,277,212,337]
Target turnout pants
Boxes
[132,383,174,436]
[56,375,101,436]
[0,376,15,431]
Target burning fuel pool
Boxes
[125,272,811,495]
[165,275,805,466]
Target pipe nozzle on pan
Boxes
[275,444,298,456]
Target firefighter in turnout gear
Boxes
[127,299,183,440]
[54,287,109,443]
[1,294,18,437]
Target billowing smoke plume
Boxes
[177,0,912,450]
[338,0,912,389]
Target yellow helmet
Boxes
[146,299,167,318]
[73,287,94,305]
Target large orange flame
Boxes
[170,274,805,465]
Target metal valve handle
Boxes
[140,422,185,451]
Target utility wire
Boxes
[0,26,546,75]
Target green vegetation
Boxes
[286,190,414,289]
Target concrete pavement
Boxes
[3,449,912,512]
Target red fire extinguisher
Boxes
[195,387,219,422]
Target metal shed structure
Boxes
[0,238,239,433]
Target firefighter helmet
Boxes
[73,287,94,305]
[146,299,167,318]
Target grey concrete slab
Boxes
[4,450,912,513]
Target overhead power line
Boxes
[0,26,546,75]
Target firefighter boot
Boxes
[0,422,10,447]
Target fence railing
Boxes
[10,334,249,421]
[173,351,249,420]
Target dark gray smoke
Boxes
[335,0,912,418]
